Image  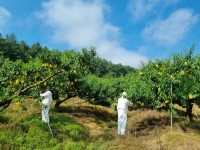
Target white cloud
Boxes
[0,7,11,32]
[127,0,158,21]
[127,0,180,21]
[97,41,148,68]
[142,9,199,46]
[37,0,148,68]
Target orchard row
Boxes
[0,44,199,121]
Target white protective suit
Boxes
[40,90,53,123]
[117,92,133,135]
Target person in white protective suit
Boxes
[40,87,53,123]
[117,91,133,136]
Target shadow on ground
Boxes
[55,105,117,122]
[129,108,200,137]
[130,115,170,136]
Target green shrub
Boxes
[0,129,19,149]
[0,113,88,149]
[64,141,86,150]
[0,111,90,149]
[23,126,50,149]
[63,124,89,141]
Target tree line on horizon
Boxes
[0,33,135,77]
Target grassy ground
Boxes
[1,98,200,150]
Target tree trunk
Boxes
[54,95,74,108]
[186,101,193,122]
[0,99,13,111]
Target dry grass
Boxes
[58,97,117,138]
[107,105,200,150]
[58,98,200,149]
[2,97,200,150]
[158,131,200,149]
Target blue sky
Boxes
[0,0,200,68]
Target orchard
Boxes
[0,34,200,123]
[0,47,96,110]
[126,45,200,121]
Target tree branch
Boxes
[19,71,62,95]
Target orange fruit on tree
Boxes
[164,100,169,104]
[188,94,193,99]
[73,69,77,74]
[42,63,48,67]
[15,79,20,84]
[139,71,144,76]
[156,64,159,68]
[184,61,187,65]
[180,70,185,75]
[36,81,41,85]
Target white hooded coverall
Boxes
[40,90,53,123]
[117,92,133,135]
